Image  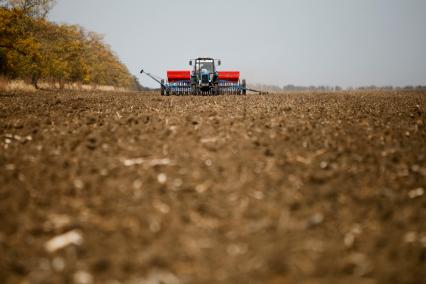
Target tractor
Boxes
[141,57,249,96]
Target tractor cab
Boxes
[190,58,220,91]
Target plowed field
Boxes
[1,90,425,284]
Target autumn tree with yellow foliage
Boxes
[0,0,138,90]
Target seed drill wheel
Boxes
[160,80,165,96]
[241,79,247,95]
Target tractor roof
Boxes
[195,57,214,61]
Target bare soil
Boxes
[0,90,425,284]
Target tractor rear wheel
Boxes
[213,84,220,96]
[193,85,199,96]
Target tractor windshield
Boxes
[196,61,214,73]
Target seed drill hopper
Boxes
[141,58,261,95]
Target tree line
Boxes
[0,0,140,90]
[249,83,426,93]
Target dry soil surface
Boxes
[0,90,425,284]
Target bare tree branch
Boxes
[2,0,56,18]
[0,44,28,56]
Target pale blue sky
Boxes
[50,0,426,88]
